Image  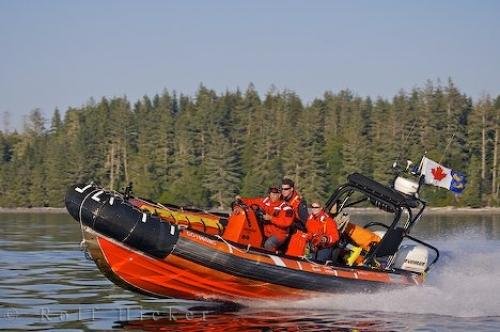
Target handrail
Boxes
[363,208,402,265]
[363,222,439,272]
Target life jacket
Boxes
[286,191,301,210]
[306,211,340,247]
[264,200,294,241]
[284,191,308,224]
[241,196,294,241]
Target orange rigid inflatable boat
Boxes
[64,172,439,302]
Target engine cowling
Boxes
[393,244,429,273]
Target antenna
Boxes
[439,133,456,164]
[394,119,418,168]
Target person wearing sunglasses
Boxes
[306,202,340,263]
[280,178,309,230]
[235,186,294,251]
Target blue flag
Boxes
[449,170,467,194]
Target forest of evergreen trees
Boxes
[0,79,499,209]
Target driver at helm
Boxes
[235,186,294,251]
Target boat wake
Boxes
[247,231,500,318]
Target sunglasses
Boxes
[281,187,292,191]
[311,206,321,209]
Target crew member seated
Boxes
[286,202,340,262]
[235,186,294,251]
[306,202,340,262]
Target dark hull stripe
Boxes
[173,237,404,293]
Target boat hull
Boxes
[82,226,423,302]
[66,184,424,302]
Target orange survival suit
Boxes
[286,209,339,257]
[306,210,340,249]
[240,196,294,244]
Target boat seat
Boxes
[373,227,405,257]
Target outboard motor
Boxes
[370,230,429,273]
[393,245,429,273]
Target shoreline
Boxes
[0,207,67,214]
[2,206,500,215]
[347,207,500,215]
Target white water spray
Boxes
[250,231,500,318]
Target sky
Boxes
[1,0,499,130]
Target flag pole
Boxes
[416,151,426,175]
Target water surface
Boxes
[1,212,499,331]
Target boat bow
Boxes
[65,184,180,259]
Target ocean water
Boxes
[0,212,499,331]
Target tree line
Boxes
[0,80,498,208]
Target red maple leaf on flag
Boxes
[431,166,447,181]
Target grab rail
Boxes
[363,222,440,272]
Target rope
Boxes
[107,189,139,243]
[77,185,122,254]
[77,187,102,260]
[302,255,328,267]
[121,218,139,243]
[78,188,99,247]
[215,235,251,253]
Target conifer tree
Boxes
[77,99,112,184]
[0,82,497,208]
[45,109,68,206]
[50,109,63,134]
[492,96,500,202]
[341,99,366,179]
[461,156,482,207]
[238,85,276,196]
[151,91,176,197]
[370,98,399,183]
[202,127,241,209]
[322,90,356,187]
[443,79,470,167]
[128,96,157,197]
[287,102,328,202]
[61,109,87,184]
[237,84,262,141]
[467,96,495,203]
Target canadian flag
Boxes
[420,157,453,190]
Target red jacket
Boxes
[306,210,340,248]
[241,197,294,241]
